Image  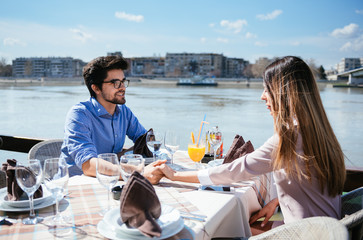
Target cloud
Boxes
[115,11,144,22]
[256,10,283,20]
[331,23,359,38]
[290,41,301,46]
[217,38,229,43]
[3,38,26,46]
[220,19,247,34]
[245,32,257,39]
[339,35,363,51]
[200,37,207,43]
[69,28,93,43]
[356,9,363,15]
[254,41,268,47]
[209,23,215,28]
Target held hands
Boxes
[249,198,279,227]
[143,160,168,184]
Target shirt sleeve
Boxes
[63,106,98,170]
[206,135,278,185]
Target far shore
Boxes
[0,77,349,89]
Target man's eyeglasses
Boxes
[103,78,130,88]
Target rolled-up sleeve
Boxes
[62,107,97,170]
[207,135,277,185]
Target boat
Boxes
[177,76,218,86]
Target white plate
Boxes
[99,205,184,239]
[1,185,53,208]
[0,192,62,212]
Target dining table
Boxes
[0,151,270,240]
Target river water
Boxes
[1,82,362,167]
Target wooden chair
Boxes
[340,187,363,240]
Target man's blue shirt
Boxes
[61,97,146,174]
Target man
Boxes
[61,55,164,183]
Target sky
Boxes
[0,0,362,70]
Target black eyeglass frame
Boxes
[103,78,130,88]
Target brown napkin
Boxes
[120,171,162,238]
[1,159,43,201]
[223,135,254,164]
[120,129,153,158]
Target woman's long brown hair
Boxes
[263,56,345,196]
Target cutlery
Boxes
[180,214,206,222]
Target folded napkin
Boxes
[120,171,162,238]
[1,159,43,201]
[120,129,153,158]
[223,135,254,164]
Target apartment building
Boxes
[125,57,165,77]
[337,58,363,73]
[12,57,86,78]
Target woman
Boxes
[158,56,346,233]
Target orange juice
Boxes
[188,144,206,162]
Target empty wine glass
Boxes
[207,126,223,161]
[164,130,180,169]
[43,158,69,226]
[97,153,120,215]
[15,159,43,225]
[146,131,163,162]
[120,154,145,182]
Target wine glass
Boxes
[43,158,69,226]
[207,126,223,161]
[188,138,206,170]
[164,130,180,169]
[15,159,43,225]
[146,131,163,162]
[96,153,120,215]
[120,154,145,182]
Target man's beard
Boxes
[102,90,126,105]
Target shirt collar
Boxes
[91,97,120,117]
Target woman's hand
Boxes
[157,163,176,181]
[144,160,167,184]
[249,198,279,227]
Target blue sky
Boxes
[0,0,362,69]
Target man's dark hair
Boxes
[83,56,128,97]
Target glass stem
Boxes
[54,194,61,221]
[153,152,156,162]
[107,188,111,211]
[213,148,217,161]
[171,153,174,165]
[29,193,35,218]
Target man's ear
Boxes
[91,84,101,95]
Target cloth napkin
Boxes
[223,135,254,164]
[1,159,43,201]
[120,171,162,238]
[120,129,153,158]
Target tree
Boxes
[0,57,12,77]
[242,64,254,79]
[188,60,199,75]
[317,65,327,80]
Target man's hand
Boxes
[143,160,167,185]
[249,198,279,227]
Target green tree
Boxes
[318,65,327,80]
[0,57,12,77]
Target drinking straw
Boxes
[191,132,195,144]
[196,114,209,147]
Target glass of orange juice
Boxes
[188,138,206,169]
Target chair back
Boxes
[249,216,348,240]
[340,187,363,240]
[28,139,63,166]
[0,170,6,188]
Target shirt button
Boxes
[115,134,118,137]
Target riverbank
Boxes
[0,77,347,89]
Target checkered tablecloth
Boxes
[0,182,199,240]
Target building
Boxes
[165,53,226,77]
[12,57,86,78]
[225,57,249,78]
[125,57,165,77]
[337,58,363,73]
